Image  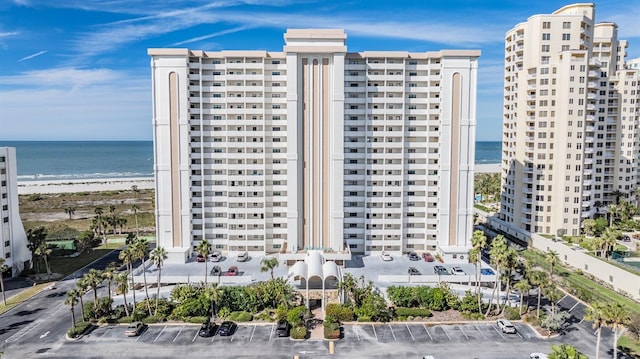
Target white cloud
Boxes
[18,50,47,62]
[0,31,19,37]
[171,26,254,46]
[0,68,150,140]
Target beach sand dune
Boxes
[18,177,154,195]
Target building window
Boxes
[542,33,550,40]
[542,22,551,29]
[562,21,571,29]
[562,33,571,41]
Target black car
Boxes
[210,265,222,276]
[408,252,420,261]
[276,319,291,337]
[218,321,236,336]
[198,322,216,337]
[408,267,421,275]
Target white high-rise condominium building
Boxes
[501,4,640,237]
[0,148,31,277]
[149,29,479,264]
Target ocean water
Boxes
[0,140,501,181]
[0,141,154,181]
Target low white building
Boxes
[0,147,31,277]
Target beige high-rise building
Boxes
[501,3,640,236]
[149,29,480,264]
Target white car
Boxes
[499,294,520,307]
[451,266,465,275]
[381,252,393,261]
[530,354,549,359]
[210,251,222,262]
[496,319,517,334]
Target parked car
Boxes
[225,266,239,276]
[218,321,236,336]
[196,254,206,263]
[125,322,145,337]
[210,265,222,276]
[451,266,465,275]
[408,252,420,261]
[422,252,434,262]
[496,319,517,334]
[433,265,448,275]
[198,321,216,337]
[276,319,291,337]
[237,251,249,262]
[499,294,520,307]
[480,268,494,275]
[530,353,549,359]
[408,267,421,275]
[210,251,222,262]
[381,252,393,261]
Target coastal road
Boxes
[0,248,124,354]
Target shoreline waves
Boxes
[17,164,501,195]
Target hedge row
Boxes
[228,311,253,322]
[67,321,95,338]
[290,326,307,339]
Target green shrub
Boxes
[396,316,407,321]
[287,306,309,328]
[325,304,354,323]
[117,316,134,324]
[290,326,307,340]
[324,326,341,340]
[394,307,432,318]
[228,311,253,322]
[67,321,94,338]
[357,316,371,322]
[142,315,166,324]
[503,307,521,321]
[254,310,274,322]
[184,316,210,324]
[461,312,485,320]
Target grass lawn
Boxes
[474,203,493,212]
[618,335,640,358]
[0,283,51,315]
[48,248,117,278]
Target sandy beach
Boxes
[17,177,154,195]
[475,163,501,174]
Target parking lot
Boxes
[85,321,539,346]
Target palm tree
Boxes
[548,344,588,359]
[470,230,487,313]
[610,189,625,205]
[132,204,140,238]
[500,248,518,314]
[116,217,127,235]
[115,272,130,317]
[528,270,548,320]
[150,246,168,316]
[601,227,620,259]
[260,257,279,280]
[64,206,76,220]
[584,302,607,359]
[0,258,8,305]
[485,235,507,317]
[514,280,531,316]
[35,242,52,281]
[65,290,79,327]
[75,277,88,320]
[133,238,152,316]
[605,302,631,359]
[607,203,620,227]
[545,249,559,282]
[204,283,224,319]
[94,207,106,243]
[102,263,116,302]
[84,269,103,316]
[195,240,212,285]
[119,247,137,308]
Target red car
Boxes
[422,252,434,262]
[196,254,206,262]
[225,266,239,276]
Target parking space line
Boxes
[192,330,198,342]
[354,326,360,341]
[423,324,433,340]
[493,326,506,340]
[211,332,217,342]
[388,324,396,341]
[569,302,580,312]
[100,326,113,337]
[249,325,256,342]
[406,324,415,341]
[473,325,487,339]
[154,326,166,343]
[441,326,451,341]
[173,328,183,342]
[558,294,569,304]
[269,324,275,341]
[459,326,469,340]
[516,331,524,339]
[372,324,378,341]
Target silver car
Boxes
[496,319,517,334]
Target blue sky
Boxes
[0,0,639,141]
